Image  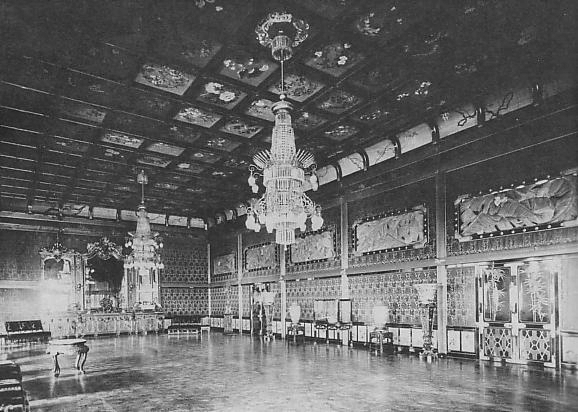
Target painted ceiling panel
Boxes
[0,0,570,219]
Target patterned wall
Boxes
[0,230,100,281]
[161,287,208,316]
[210,286,229,316]
[348,181,436,267]
[161,236,208,284]
[242,285,252,318]
[285,277,341,321]
[0,288,40,324]
[228,286,239,317]
[348,269,437,325]
[209,230,237,283]
[1,230,100,323]
[0,231,43,281]
[447,266,477,327]
[269,282,281,320]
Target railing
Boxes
[40,312,165,339]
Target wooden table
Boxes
[46,339,89,376]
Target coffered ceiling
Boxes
[0,0,575,222]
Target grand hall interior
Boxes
[0,0,577,410]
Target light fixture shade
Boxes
[415,283,438,305]
[372,305,389,329]
[289,303,301,324]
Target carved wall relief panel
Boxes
[455,174,578,241]
[289,229,335,264]
[353,206,427,255]
[244,242,278,272]
[213,253,236,275]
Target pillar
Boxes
[280,245,287,338]
[207,243,212,320]
[340,196,349,299]
[435,172,448,355]
[237,233,243,334]
[340,196,350,346]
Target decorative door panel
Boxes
[520,329,552,362]
[483,327,513,359]
[478,259,557,367]
[518,262,551,324]
[482,266,511,323]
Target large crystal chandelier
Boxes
[124,170,164,272]
[246,12,323,245]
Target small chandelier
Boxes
[247,12,323,245]
[39,229,68,261]
[124,170,164,272]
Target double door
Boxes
[477,259,557,367]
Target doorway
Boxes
[477,259,558,367]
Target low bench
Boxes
[0,360,29,411]
[4,320,51,344]
[167,316,209,335]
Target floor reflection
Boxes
[2,333,577,411]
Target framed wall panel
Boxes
[455,174,578,242]
[289,228,336,264]
[244,242,278,272]
[352,205,428,255]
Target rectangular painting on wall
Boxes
[244,242,278,272]
[213,253,236,276]
[455,171,578,241]
[289,228,336,264]
[352,205,428,255]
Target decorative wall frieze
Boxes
[455,173,578,242]
[213,253,236,276]
[289,227,336,265]
[353,205,428,256]
[244,242,278,272]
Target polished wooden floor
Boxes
[2,333,577,411]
